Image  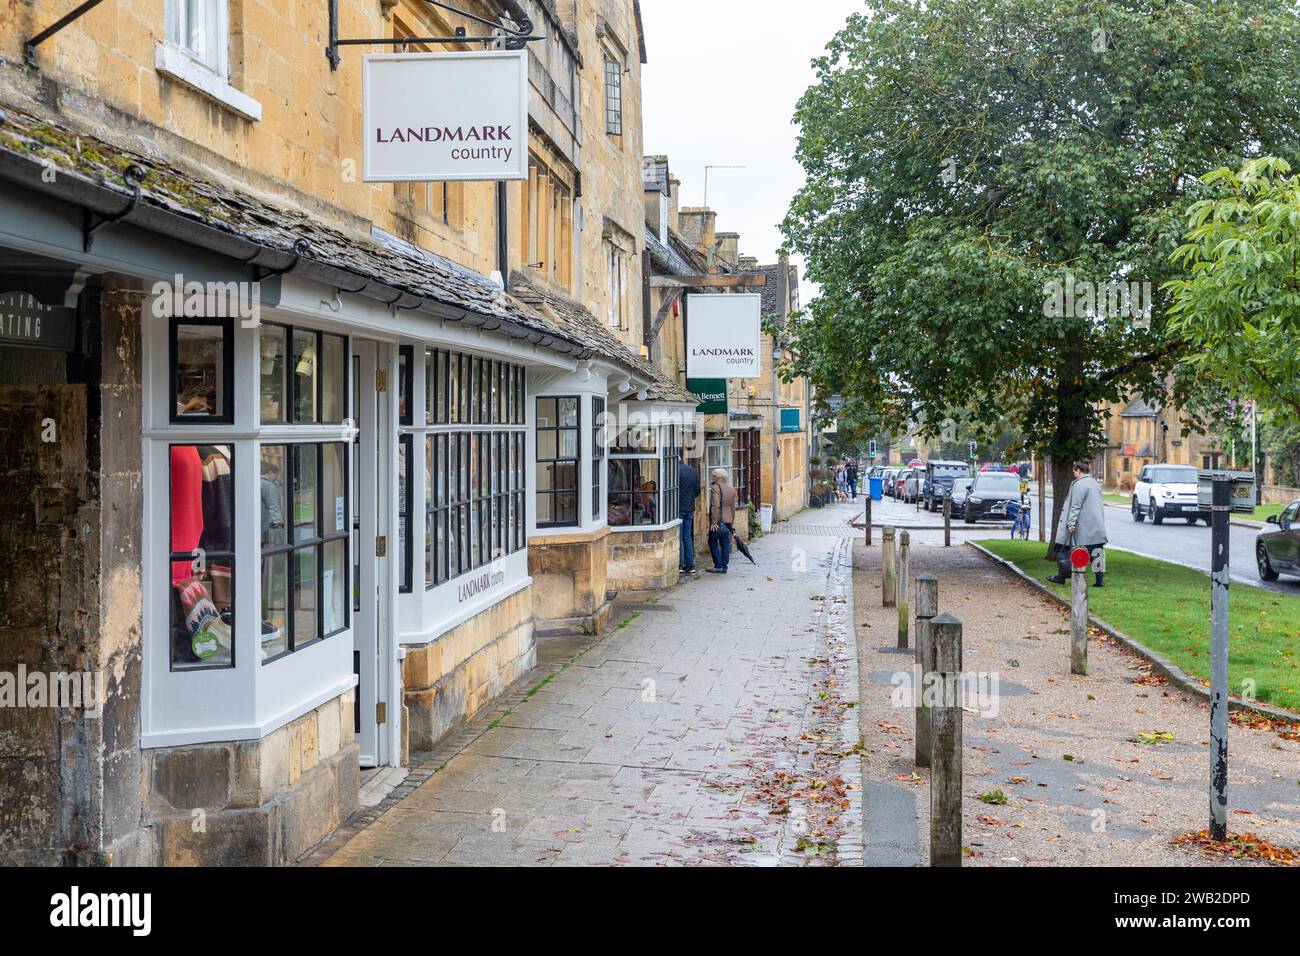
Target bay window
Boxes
[592,397,606,520]
[608,424,682,528]
[536,396,580,528]
[169,442,235,670]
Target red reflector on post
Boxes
[1070,547,1091,569]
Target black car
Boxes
[963,471,1022,523]
[947,476,975,518]
[923,460,972,512]
[1257,499,1300,582]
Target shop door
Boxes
[350,339,393,767]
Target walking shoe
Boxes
[1046,574,1067,585]
[705,567,726,574]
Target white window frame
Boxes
[156,0,263,121]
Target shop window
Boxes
[171,318,233,423]
[425,349,527,588]
[399,345,413,426]
[169,443,235,670]
[592,397,606,521]
[608,424,682,528]
[398,434,412,593]
[260,442,349,663]
[731,429,761,506]
[604,55,623,136]
[536,397,580,528]
[260,323,348,425]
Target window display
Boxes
[592,397,606,520]
[169,444,235,669]
[260,324,347,426]
[535,396,579,528]
[172,319,232,423]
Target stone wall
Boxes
[529,527,613,633]
[143,690,359,866]
[401,587,535,752]
[1263,485,1300,506]
[0,287,146,866]
[607,526,679,593]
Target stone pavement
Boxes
[317,501,864,866]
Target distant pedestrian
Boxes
[835,462,849,500]
[846,458,860,499]
[678,456,701,575]
[707,468,738,574]
[1049,460,1108,587]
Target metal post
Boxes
[1209,475,1231,840]
[897,531,911,649]
[915,573,939,767]
[1071,562,1088,675]
[929,613,963,867]
[864,493,873,547]
[943,496,951,547]
[882,527,896,608]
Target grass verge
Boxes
[978,539,1300,713]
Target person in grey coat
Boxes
[1049,460,1108,587]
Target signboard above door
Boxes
[0,291,76,351]
[363,51,529,182]
[685,293,762,379]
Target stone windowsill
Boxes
[154,43,262,122]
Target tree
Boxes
[1165,157,1300,415]
[780,0,1300,550]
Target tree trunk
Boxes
[1047,456,1074,560]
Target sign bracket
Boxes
[23,0,109,68]
[328,0,545,69]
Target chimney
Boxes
[642,155,671,240]
[715,232,740,271]
[776,248,792,319]
[678,207,717,260]
[737,255,759,271]
[667,175,681,233]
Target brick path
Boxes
[318,501,864,866]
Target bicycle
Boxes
[1006,497,1031,540]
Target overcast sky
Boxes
[640,0,864,306]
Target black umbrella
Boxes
[731,527,756,565]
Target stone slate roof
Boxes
[0,100,657,380]
[508,273,696,404]
[645,228,698,278]
[751,263,789,316]
[1121,397,1160,417]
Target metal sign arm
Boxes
[24,0,109,68]
[328,0,544,69]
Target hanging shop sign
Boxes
[685,293,762,379]
[687,378,728,415]
[0,291,76,351]
[363,50,529,182]
[780,408,802,433]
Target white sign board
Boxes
[686,293,762,378]
[363,51,529,182]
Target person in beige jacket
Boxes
[707,468,738,573]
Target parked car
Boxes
[963,471,1023,523]
[882,468,901,497]
[1257,499,1300,581]
[1131,463,1207,525]
[893,467,915,500]
[947,476,975,518]
[902,471,921,503]
[979,461,1005,472]
[922,460,972,512]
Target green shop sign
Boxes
[688,378,728,415]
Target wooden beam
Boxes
[648,274,767,289]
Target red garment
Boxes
[170,446,204,583]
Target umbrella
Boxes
[731,527,756,565]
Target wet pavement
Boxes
[320,501,865,866]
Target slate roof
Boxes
[0,100,668,384]
[751,263,789,316]
[508,273,696,404]
[1121,397,1160,417]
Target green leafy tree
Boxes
[1165,157,1300,415]
[781,0,1300,548]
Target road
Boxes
[862,491,1300,595]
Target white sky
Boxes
[640,0,865,307]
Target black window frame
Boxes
[168,442,236,671]
[535,395,581,529]
[592,396,606,520]
[260,440,351,665]
[259,322,349,427]
[169,316,235,425]
[398,433,413,593]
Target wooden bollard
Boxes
[1071,561,1089,675]
[864,494,873,547]
[929,612,963,867]
[882,527,896,607]
[943,496,951,547]
[896,530,911,649]
[914,573,939,768]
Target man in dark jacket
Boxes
[846,459,860,499]
[678,457,701,574]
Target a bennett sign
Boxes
[363,51,528,182]
[685,293,763,378]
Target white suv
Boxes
[1131,464,1207,525]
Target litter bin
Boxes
[869,476,884,501]
[759,504,774,533]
